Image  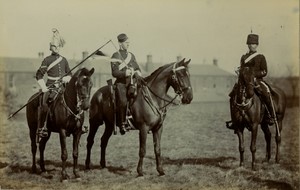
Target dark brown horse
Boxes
[26,67,94,181]
[85,59,193,176]
[231,66,286,170]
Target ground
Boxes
[0,102,298,190]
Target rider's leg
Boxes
[226,83,237,129]
[258,80,276,123]
[116,83,128,135]
[38,92,49,138]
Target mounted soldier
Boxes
[36,28,72,138]
[110,33,142,135]
[226,33,277,130]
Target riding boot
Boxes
[226,97,236,130]
[264,97,276,125]
[118,106,127,135]
[37,105,49,138]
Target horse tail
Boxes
[271,86,286,121]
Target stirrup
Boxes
[119,125,126,135]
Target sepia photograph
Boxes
[0,0,299,189]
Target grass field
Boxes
[0,102,299,190]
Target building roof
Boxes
[0,56,233,77]
[189,64,233,76]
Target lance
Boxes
[7,40,112,120]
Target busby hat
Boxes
[117,33,128,43]
[50,28,65,48]
[246,34,259,45]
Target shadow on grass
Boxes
[162,156,237,170]
[6,159,131,176]
[249,176,294,190]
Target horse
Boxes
[26,67,94,181]
[230,66,286,170]
[85,59,193,176]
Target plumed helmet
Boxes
[246,34,259,45]
[50,28,65,48]
[117,33,128,43]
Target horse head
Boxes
[69,67,95,111]
[169,58,193,104]
[236,66,255,105]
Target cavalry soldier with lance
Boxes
[110,33,142,135]
[226,33,276,130]
[36,29,72,138]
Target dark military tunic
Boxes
[36,52,71,86]
[240,51,267,79]
[111,49,141,84]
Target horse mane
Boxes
[144,62,174,82]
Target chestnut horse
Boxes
[26,68,94,181]
[85,59,193,176]
[231,66,286,169]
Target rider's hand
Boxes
[125,69,132,77]
[37,79,49,93]
[41,87,49,93]
[62,76,71,83]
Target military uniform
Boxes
[226,34,276,130]
[36,29,71,138]
[36,53,71,86]
[111,33,141,135]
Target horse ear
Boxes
[184,59,191,66]
[89,68,95,76]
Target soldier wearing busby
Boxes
[227,33,276,130]
[36,28,72,138]
[110,33,142,135]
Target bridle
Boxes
[62,75,91,120]
[171,62,191,95]
[141,62,191,109]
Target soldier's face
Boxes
[50,45,60,54]
[248,44,258,52]
[120,40,130,50]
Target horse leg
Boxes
[236,129,245,167]
[73,132,82,180]
[39,132,51,173]
[100,122,114,168]
[261,121,271,162]
[152,126,165,176]
[59,130,69,182]
[137,126,148,176]
[30,128,37,173]
[275,120,282,163]
[85,120,100,170]
[250,123,259,170]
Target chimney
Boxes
[213,58,218,67]
[146,54,153,72]
[82,51,89,60]
[38,52,44,59]
[176,55,182,62]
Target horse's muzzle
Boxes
[181,87,193,104]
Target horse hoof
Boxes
[75,177,82,181]
[61,179,68,183]
[158,172,165,176]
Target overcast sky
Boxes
[0,0,298,76]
